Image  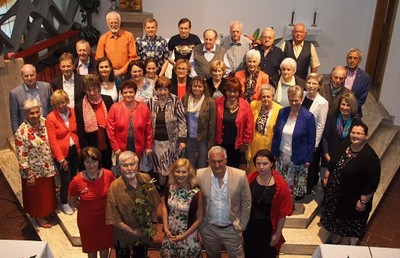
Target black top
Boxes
[222,108,238,145]
[250,179,276,221]
[154,108,169,140]
[255,45,285,78]
[302,96,313,110]
[168,33,202,61]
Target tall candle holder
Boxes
[289,9,295,26]
[311,7,318,27]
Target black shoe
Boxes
[295,195,304,201]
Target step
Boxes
[363,94,386,137]
[368,121,398,158]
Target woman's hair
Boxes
[23,98,41,111]
[224,77,243,96]
[128,59,145,74]
[80,146,102,169]
[287,85,304,99]
[351,121,368,135]
[280,57,297,72]
[306,73,324,86]
[120,80,138,93]
[51,89,70,105]
[210,60,227,74]
[246,49,261,62]
[96,57,116,82]
[82,74,101,91]
[155,76,172,90]
[188,76,210,97]
[252,149,276,168]
[258,84,276,97]
[338,92,358,116]
[174,59,191,73]
[168,158,198,188]
[118,151,139,166]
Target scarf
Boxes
[82,95,108,133]
[187,94,205,113]
[336,113,353,139]
[244,68,260,102]
[276,76,296,103]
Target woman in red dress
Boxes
[68,147,115,258]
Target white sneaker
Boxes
[62,204,74,215]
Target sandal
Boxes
[37,218,52,228]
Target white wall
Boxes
[380,4,400,125]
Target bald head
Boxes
[230,21,243,42]
[21,64,37,88]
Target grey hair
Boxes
[106,11,121,22]
[118,151,139,166]
[230,20,243,30]
[208,146,228,160]
[23,98,41,112]
[258,84,276,96]
[280,57,297,72]
[347,48,363,61]
[246,49,261,62]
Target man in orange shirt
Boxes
[95,11,137,78]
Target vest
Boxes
[193,44,225,79]
[284,40,311,80]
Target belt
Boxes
[211,223,232,229]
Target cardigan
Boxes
[272,106,316,165]
[234,69,270,101]
[106,101,153,157]
[215,97,253,149]
[247,170,293,252]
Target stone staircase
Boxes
[278,93,400,256]
[1,93,399,258]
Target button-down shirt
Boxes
[189,45,232,78]
[208,169,231,226]
[220,35,252,72]
[136,35,169,67]
[77,58,90,75]
[345,69,357,91]
[62,75,75,107]
[280,40,320,68]
[24,83,40,101]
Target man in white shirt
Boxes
[75,39,96,75]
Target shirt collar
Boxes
[24,83,38,90]
[63,75,74,83]
[203,44,216,53]
[78,57,90,67]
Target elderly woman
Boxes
[15,98,57,228]
[321,123,380,245]
[46,90,80,215]
[97,57,122,103]
[321,93,361,180]
[272,85,316,201]
[215,77,253,168]
[302,73,329,193]
[128,60,155,103]
[75,74,114,170]
[107,80,153,163]
[206,60,227,99]
[160,158,203,258]
[148,76,187,189]
[247,84,282,172]
[244,149,292,258]
[68,147,115,258]
[144,57,159,82]
[171,59,192,99]
[235,49,270,102]
[270,58,306,108]
[182,76,216,168]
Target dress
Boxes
[160,185,201,258]
[68,169,115,253]
[320,140,380,237]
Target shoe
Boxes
[295,195,304,201]
[62,204,74,215]
[37,218,52,228]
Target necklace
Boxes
[252,173,273,206]
[85,170,100,181]
[225,100,239,112]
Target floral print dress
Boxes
[160,185,201,258]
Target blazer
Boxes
[45,107,80,162]
[74,54,96,75]
[234,69,270,101]
[75,95,114,148]
[51,73,85,106]
[197,166,251,232]
[304,93,329,146]
[272,106,316,165]
[9,82,52,133]
[345,67,370,116]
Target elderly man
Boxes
[75,39,96,75]
[189,29,229,79]
[136,18,169,76]
[220,20,252,73]
[95,11,137,77]
[281,23,320,80]
[255,27,285,77]
[197,146,251,258]
[52,52,84,107]
[106,151,160,258]
[319,66,352,115]
[9,64,52,133]
[345,48,370,116]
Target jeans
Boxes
[186,138,208,169]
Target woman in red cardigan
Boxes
[215,77,253,168]
[107,80,153,165]
[244,149,292,258]
[45,90,80,215]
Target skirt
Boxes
[22,176,57,218]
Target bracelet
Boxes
[360,199,367,206]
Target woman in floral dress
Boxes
[160,158,203,257]
[15,98,57,228]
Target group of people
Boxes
[10,10,381,258]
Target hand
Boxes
[61,160,68,171]
[145,149,153,157]
[132,229,143,237]
[178,143,186,151]
[164,229,173,240]
[355,200,366,212]
[323,177,328,187]
[27,176,36,186]
[170,234,186,243]
[114,69,123,77]
[269,233,279,246]
[115,149,122,161]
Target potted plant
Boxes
[77,0,101,46]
